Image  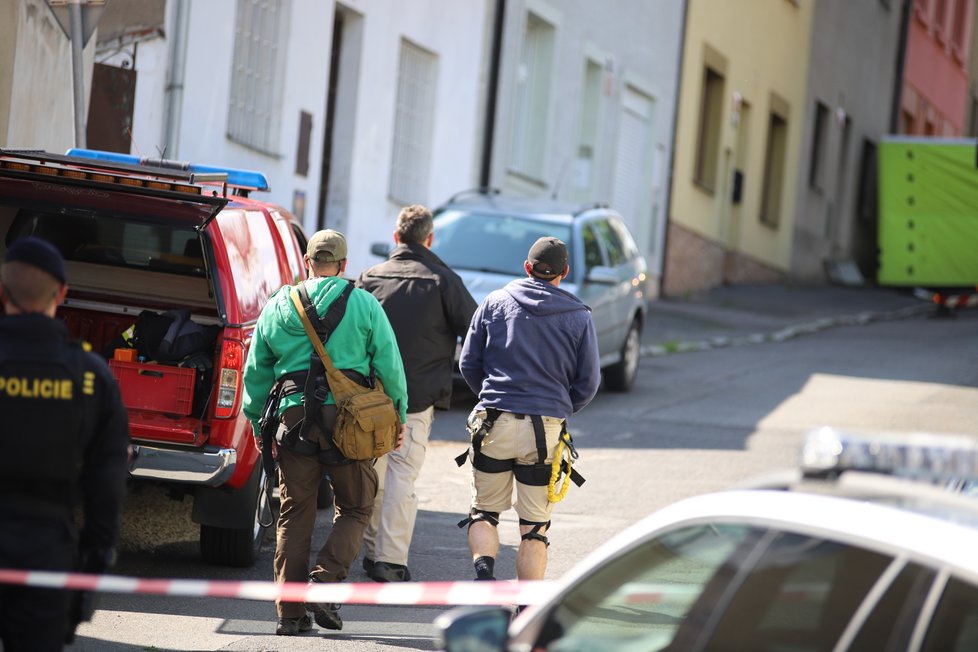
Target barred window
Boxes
[389,39,438,205]
[227,0,290,155]
[509,11,555,180]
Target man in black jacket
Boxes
[357,204,477,581]
[0,237,130,650]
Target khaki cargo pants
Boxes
[274,407,378,619]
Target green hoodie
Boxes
[242,275,408,435]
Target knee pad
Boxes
[457,508,500,530]
[519,519,551,546]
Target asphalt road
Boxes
[72,305,978,650]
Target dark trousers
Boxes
[0,513,74,652]
[274,445,377,618]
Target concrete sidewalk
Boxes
[642,284,935,356]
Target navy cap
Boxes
[4,237,67,284]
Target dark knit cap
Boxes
[4,237,67,284]
[527,236,568,279]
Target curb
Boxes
[641,303,934,358]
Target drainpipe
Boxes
[657,0,689,298]
[69,1,86,147]
[479,0,505,189]
[890,0,912,133]
[162,0,190,158]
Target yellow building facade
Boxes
[665,0,813,296]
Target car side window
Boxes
[849,561,935,651]
[594,219,625,267]
[609,218,640,261]
[533,524,759,652]
[582,225,604,274]
[703,532,892,651]
[920,576,978,651]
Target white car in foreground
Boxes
[436,428,978,651]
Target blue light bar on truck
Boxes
[801,427,978,484]
[65,148,270,191]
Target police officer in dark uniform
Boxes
[0,237,129,651]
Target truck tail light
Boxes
[215,339,244,418]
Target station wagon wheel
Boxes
[604,319,640,392]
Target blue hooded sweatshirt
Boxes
[459,276,601,419]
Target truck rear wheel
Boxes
[199,466,275,567]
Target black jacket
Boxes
[357,243,476,412]
[0,314,129,557]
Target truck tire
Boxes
[603,319,641,392]
[199,466,275,567]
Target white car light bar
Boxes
[801,427,978,483]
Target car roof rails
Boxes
[65,148,270,196]
[573,201,610,217]
[446,187,502,204]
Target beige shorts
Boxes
[471,412,564,523]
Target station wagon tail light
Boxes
[801,427,978,484]
[215,339,244,418]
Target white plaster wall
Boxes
[5,0,95,152]
[337,0,489,274]
[119,0,489,276]
[98,36,168,158]
[487,0,685,278]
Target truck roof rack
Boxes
[65,148,270,194]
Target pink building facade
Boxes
[901,0,974,135]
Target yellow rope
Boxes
[547,436,573,503]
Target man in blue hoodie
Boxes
[458,236,600,583]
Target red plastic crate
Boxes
[108,360,196,416]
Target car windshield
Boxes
[431,210,572,276]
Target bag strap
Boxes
[289,284,361,402]
[296,282,352,343]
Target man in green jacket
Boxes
[243,229,407,636]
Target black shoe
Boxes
[276,613,312,636]
[306,576,344,630]
[474,575,496,581]
[368,561,411,582]
[307,601,343,631]
[362,557,375,573]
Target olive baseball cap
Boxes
[527,236,568,279]
[307,229,347,263]
[4,237,67,284]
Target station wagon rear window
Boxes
[4,209,206,277]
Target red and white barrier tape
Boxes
[0,569,552,606]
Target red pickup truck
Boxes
[0,148,308,566]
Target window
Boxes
[430,211,571,276]
[934,0,948,40]
[694,67,725,192]
[574,58,603,200]
[921,577,978,651]
[760,104,789,228]
[582,224,603,273]
[594,219,626,266]
[810,102,829,192]
[388,39,438,205]
[509,12,555,180]
[915,0,932,25]
[706,532,893,650]
[534,525,759,651]
[951,0,970,59]
[850,562,935,650]
[227,0,290,155]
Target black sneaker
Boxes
[276,613,312,636]
[367,561,412,582]
[307,601,342,631]
[362,557,375,573]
